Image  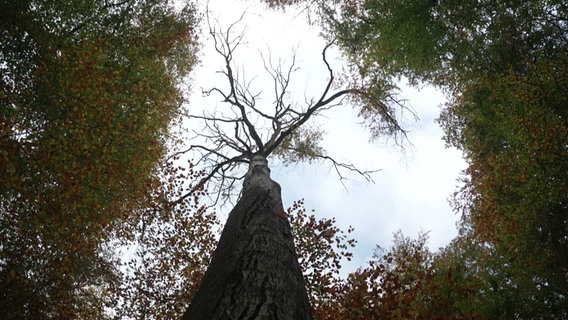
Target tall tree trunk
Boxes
[182,155,312,320]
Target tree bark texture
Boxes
[182,156,312,320]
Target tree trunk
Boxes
[182,155,312,320]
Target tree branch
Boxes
[178,13,410,202]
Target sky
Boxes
[187,0,467,273]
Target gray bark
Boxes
[182,155,312,320]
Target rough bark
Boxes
[182,155,312,320]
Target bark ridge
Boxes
[182,156,312,320]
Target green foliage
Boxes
[434,3,568,317]
[273,126,326,164]
[439,55,568,318]
[317,0,567,85]
[0,0,199,318]
[266,0,568,317]
[311,0,568,317]
[329,0,446,82]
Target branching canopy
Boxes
[176,12,411,204]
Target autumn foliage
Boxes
[0,0,199,318]
[111,158,219,319]
[286,199,355,319]
[3,0,568,319]
[266,0,568,318]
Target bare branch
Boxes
[319,155,380,184]
[212,23,265,151]
[170,153,248,207]
[177,13,410,203]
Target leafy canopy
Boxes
[0,0,199,318]
[264,0,568,317]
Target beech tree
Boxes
[180,14,409,319]
[274,0,568,318]
[0,1,199,318]
[265,0,567,317]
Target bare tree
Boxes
[175,14,408,207]
[181,13,409,320]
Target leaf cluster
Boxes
[110,158,219,320]
[285,199,356,318]
[302,230,485,320]
[272,126,326,164]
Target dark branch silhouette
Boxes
[173,14,410,205]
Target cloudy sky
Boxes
[187,0,467,273]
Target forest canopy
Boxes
[0,0,201,318]
[1,0,567,319]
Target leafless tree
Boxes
[174,13,410,206]
[180,12,413,319]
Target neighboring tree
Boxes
[341,232,436,320]
[335,231,484,320]
[286,199,356,319]
[265,0,567,317]
[439,57,568,318]
[180,13,409,319]
[0,1,199,318]
[110,158,219,320]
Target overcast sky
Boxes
[188,0,467,273]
